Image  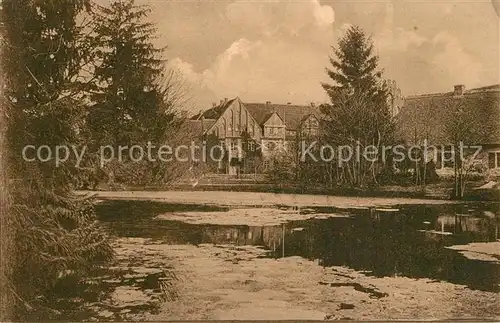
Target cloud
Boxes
[168,0,492,111]
[204,38,264,85]
[430,31,482,87]
[226,0,334,37]
[170,36,330,108]
[169,0,338,109]
[312,0,336,27]
[373,5,484,95]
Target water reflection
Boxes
[277,205,500,292]
[101,201,500,293]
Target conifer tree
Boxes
[85,0,183,186]
[1,0,112,318]
[88,0,176,148]
[320,25,394,186]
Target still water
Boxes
[48,200,500,320]
[101,201,500,292]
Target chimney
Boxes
[266,101,271,107]
[219,99,224,105]
[212,102,216,108]
[454,84,465,96]
[310,102,316,108]
[224,97,228,104]
[201,115,205,133]
[287,102,291,105]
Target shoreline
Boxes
[78,190,465,208]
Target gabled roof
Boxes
[261,111,285,126]
[300,113,318,123]
[396,85,500,145]
[191,99,321,131]
[244,102,320,130]
[191,98,237,120]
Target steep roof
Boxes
[244,102,320,130]
[191,98,237,120]
[191,99,321,131]
[395,85,500,145]
[202,119,216,130]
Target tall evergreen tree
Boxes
[320,26,394,186]
[85,0,183,187]
[88,0,175,148]
[1,0,112,318]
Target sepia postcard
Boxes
[1,0,499,321]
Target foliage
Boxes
[320,25,395,187]
[83,0,186,187]
[443,97,485,199]
[1,0,113,318]
[87,0,174,146]
[265,153,296,186]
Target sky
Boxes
[108,0,500,112]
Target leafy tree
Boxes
[443,97,486,199]
[321,25,394,187]
[265,153,296,188]
[1,0,113,319]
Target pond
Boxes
[52,200,500,320]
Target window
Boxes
[489,152,500,169]
[263,160,270,169]
[229,111,234,132]
[436,149,442,169]
[247,141,255,151]
[221,118,226,137]
[442,146,454,168]
[230,141,238,150]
